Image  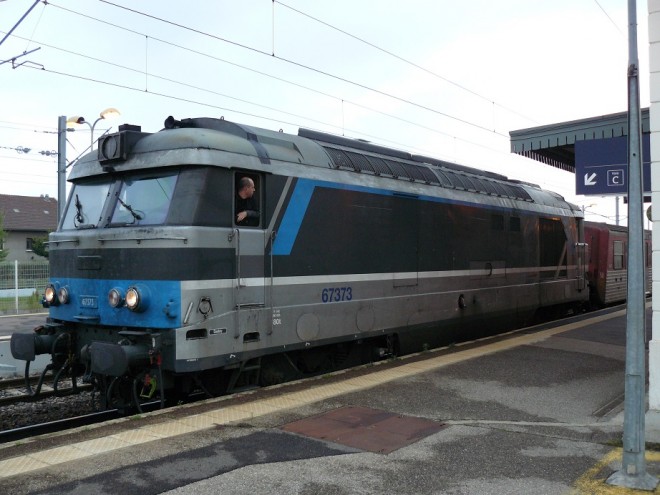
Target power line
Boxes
[1,58,540,190]
[0,120,56,131]
[2,29,504,158]
[85,0,508,137]
[0,168,57,179]
[0,53,494,173]
[0,4,564,181]
[9,7,343,105]
[274,0,539,125]
[19,60,515,165]
[17,35,339,131]
[593,0,625,36]
[0,145,32,153]
[0,0,40,48]
[0,178,55,187]
[0,144,56,156]
[0,153,55,164]
[21,0,46,53]
[0,180,55,186]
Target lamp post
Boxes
[606,0,658,489]
[66,107,120,150]
[581,203,597,218]
[57,108,120,222]
[57,116,67,222]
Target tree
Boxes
[30,236,49,259]
[0,212,7,262]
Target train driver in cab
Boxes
[235,176,260,226]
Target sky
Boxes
[0,0,652,226]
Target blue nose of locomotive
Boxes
[44,278,181,329]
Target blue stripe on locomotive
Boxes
[273,178,522,256]
[47,278,181,329]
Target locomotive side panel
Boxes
[173,173,587,370]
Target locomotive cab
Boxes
[12,121,276,408]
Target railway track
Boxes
[0,374,89,407]
[0,376,47,392]
[0,410,121,443]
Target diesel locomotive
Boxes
[10,116,590,409]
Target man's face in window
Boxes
[244,180,255,198]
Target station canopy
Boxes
[509,108,650,173]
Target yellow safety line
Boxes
[570,449,660,494]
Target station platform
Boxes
[0,312,47,338]
[0,306,659,494]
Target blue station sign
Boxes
[575,135,651,196]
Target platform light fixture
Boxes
[581,203,596,214]
[66,107,121,150]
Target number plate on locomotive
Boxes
[80,296,98,308]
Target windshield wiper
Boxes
[73,194,95,229]
[116,196,143,222]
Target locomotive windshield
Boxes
[61,181,111,230]
[109,174,177,226]
[61,171,179,230]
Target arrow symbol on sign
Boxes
[584,173,597,186]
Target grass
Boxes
[0,292,43,313]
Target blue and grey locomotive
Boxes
[10,116,590,409]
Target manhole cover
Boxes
[280,406,446,454]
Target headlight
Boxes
[126,285,150,312]
[45,284,57,305]
[57,286,70,305]
[126,287,140,310]
[108,288,123,308]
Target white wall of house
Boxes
[1,231,48,263]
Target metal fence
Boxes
[0,261,49,315]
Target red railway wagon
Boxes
[584,221,652,306]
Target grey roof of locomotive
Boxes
[70,117,582,216]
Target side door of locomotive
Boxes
[232,172,266,311]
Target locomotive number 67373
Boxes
[321,287,353,303]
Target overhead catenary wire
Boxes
[1,40,564,188]
[0,0,40,48]
[0,153,56,165]
[0,121,57,133]
[273,0,539,126]
[11,6,483,142]
[7,0,566,165]
[0,1,628,229]
[592,0,625,36]
[88,0,509,138]
[0,1,607,210]
[6,64,533,190]
[0,1,632,144]
[16,63,451,160]
[0,166,57,179]
[2,28,504,161]
[0,144,56,156]
[21,0,46,53]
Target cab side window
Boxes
[234,173,260,227]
